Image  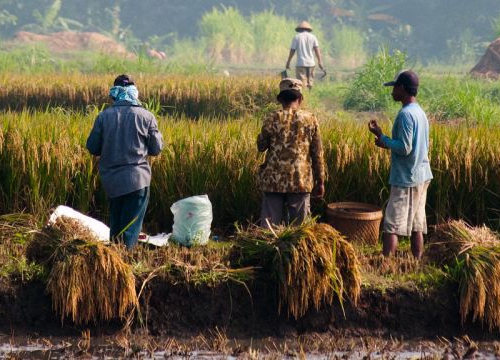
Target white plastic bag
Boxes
[48,205,110,243]
[170,195,213,246]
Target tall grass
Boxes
[420,76,500,125]
[343,47,407,111]
[200,6,254,64]
[330,24,367,69]
[0,44,214,75]
[1,110,500,231]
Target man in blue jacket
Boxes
[368,70,433,259]
[86,74,163,249]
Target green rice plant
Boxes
[0,44,214,75]
[420,76,500,125]
[343,47,407,111]
[330,24,367,69]
[232,220,361,319]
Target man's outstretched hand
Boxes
[368,119,383,138]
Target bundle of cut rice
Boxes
[233,220,361,319]
[29,216,137,324]
[428,220,500,330]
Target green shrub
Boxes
[343,47,407,111]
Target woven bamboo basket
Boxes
[326,202,383,244]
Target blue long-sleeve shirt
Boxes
[381,102,433,187]
[86,101,163,198]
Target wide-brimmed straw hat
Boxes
[295,21,313,32]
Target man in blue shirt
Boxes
[86,74,163,249]
[368,70,433,259]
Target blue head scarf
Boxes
[109,85,140,105]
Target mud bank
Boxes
[0,277,485,340]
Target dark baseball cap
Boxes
[113,74,135,87]
[384,70,419,88]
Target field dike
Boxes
[1,213,499,341]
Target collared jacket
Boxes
[86,101,163,198]
[257,109,325,193]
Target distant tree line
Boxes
[0,0,499,64]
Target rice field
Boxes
[2,71,500,333]
[0,105,500,231]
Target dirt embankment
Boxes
[0,277,490,340]
[12,31,135,58]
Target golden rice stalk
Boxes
[233,220,361,319]
[428,220,500,330]
[36,217,137,324]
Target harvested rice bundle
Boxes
[31,216,137,324]
[233,220,361,319]
[428,220,500,330]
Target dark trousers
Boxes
[260,192,310,228]
[109,187,149,249]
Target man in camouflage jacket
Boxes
[257,78,325,227]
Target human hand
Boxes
[368,119,383,138]
[312,183,325,199]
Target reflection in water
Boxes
[1,335,499,359]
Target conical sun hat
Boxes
[295,21,313,31]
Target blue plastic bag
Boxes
[170,195,213,246]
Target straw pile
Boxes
[28,216,137,324]
[233,220,361,319]
[427,220,500,330]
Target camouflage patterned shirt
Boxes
[257,109,325,193]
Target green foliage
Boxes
[0,45,215,75]
[250,10,295,65]
[446,28,482,66]
[200,6,254,64]
[330,24,367,69]
[420,76,500,125]
[492,14,500,38]
[343,47,407,111]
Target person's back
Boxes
[257,78,324,227]
[94,103,162,198]
[292,31,319,67]
[86,74,163,249]
[285,21,325,90]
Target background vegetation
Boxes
[0,0,499,70]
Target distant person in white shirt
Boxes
[285,21,325,90]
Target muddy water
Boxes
[1,335,499,359]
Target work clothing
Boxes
[86,98,163,249]
[257,109,324,194]
[296,66,315,89]
[260,192,310,227]
[383,180,430,236]
[380,103,433,187]
[109,186,150,248]
[290,32,319,67]
[86,100,163,198]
